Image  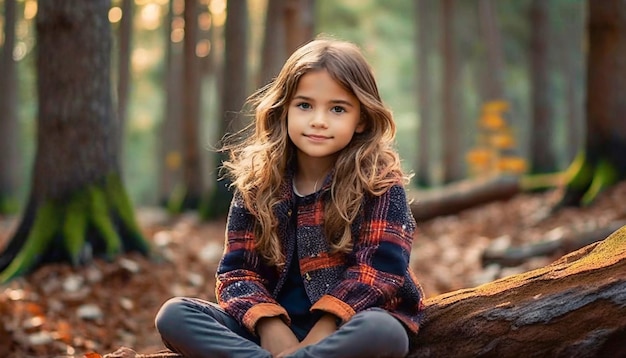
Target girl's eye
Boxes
[331,106,346,113]
[296,102,311,110]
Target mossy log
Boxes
[408,225,626,357]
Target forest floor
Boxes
[0,181,625,358]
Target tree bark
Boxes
[441,0,464,183]
[529,0,558,174]
[0,0,21,213]
[259,0,287,87]
[158,0,183,207]
[409,225,626,357]
[560,0,626,207]
[117,0,133,160]
[414,0,437,188]
[180,0,204,209]
[0,0,149,283]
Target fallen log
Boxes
[409,175,520,222]
[101,225,626,358]
[409,224,626,357]
[482,220,626,267]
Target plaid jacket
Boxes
[216,172,425,335]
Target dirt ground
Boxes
[0,182,624,357]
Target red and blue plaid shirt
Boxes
[216,171,425,335]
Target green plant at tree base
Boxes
[0,174,150,283]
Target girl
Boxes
[155,37,425,358]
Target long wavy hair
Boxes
[222,37,410,267]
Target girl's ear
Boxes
[355,113,366,133]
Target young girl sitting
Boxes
[155,37,425,358]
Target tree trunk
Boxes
[259,0,288,87]
[180,0,204,209]
[529,0,558,174]
[117,0,133,160]
[560,0,626,207]
[441,0,464,183]
[478,0,505,102]
[409,225,626,357]
[414,0,436,188]
[204,0,250,219]
[0,0,21,214]
[0,0,149,283]
[284,0,315,55]
[158,0,183,208]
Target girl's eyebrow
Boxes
[292,95,356,107]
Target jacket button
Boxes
[304,273,311,281]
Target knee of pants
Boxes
[154,297,187,334]
[353,310,409,350]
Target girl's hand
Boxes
[257,317,299,356]
[276,314,338,357]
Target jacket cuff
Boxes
[311,294,355,324]
[243,303,289,334]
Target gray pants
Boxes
[155,297,409,358]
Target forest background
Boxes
[3,0,626,356]
[1,0,585,208]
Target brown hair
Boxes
[222,37,410,267]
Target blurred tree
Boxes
[441,0,464,183]
[529,0,558,174]
[414,0,437,187]
[117,0,134,158]
[285,0,315,54]
[0,0,20,214]
[259,0,288,87]
[0,0,149,283]
[478,0,505,102]
[180,0,204,210]
[158,0,183,207]
[204,0,249,218]
[559,0,626,207]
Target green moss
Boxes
[63,190,88,265]
[0,173,150,283]
[581,159,619,206]
[88,185,122,259]
[0,201,60,282]
[564,151,594,191]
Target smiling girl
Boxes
[155,37,425,358]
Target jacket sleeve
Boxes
[215,191,288,334]
[311,184,416,323]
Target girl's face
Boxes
[287,69,364,167]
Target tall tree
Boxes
[0,0,20,213]
[560,0,626,207]
[478,0,505,102]
[180,0,204,209]
[0,0,149,283]
[529,0,558,174]
[204,0,249,218]
[414,0,437,187]
[285,0,316,54]
[259,0,288,87]
[441,0,464,183]
[158,0,183,207]
[117,0,133,158]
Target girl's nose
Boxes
[310,110,328,128]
